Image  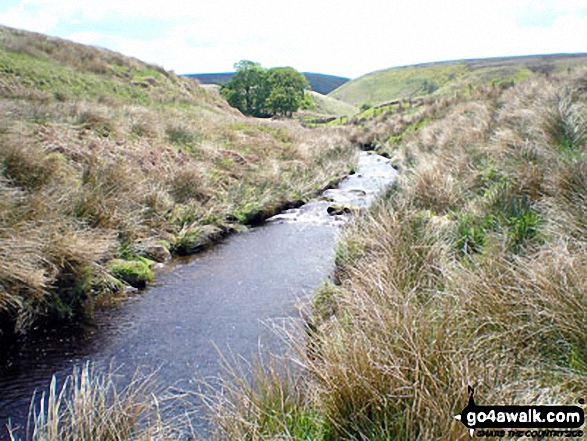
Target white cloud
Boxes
[0,0,585,78]
[0,2,60,33]
[66,30,107,45]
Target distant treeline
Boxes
[184,72,350,95]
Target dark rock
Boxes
[327,204,361,216]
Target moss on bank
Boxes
[0,25,356,339]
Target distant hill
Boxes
[329,53,587,107]
[184,72,234,85]
[185,72,350,95]
[302,73,350,95]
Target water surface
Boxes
[0,152,396,438]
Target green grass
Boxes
[330,54,587,107]
[0,47,151,104]
[299,90,358,118]
[388,116,430,145]
[330,62,469,106]
[0,24,357,338]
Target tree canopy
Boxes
[220,61,309,117]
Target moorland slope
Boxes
[0,25,355,338]
[330,53,587,107]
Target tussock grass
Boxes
[202,353,323,441]
[0,25,356,337]
[207,70,587,440]
[7,362,180,441]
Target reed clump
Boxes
[205,70,587,440]
[7,363,183,441]
[0,25,356,337]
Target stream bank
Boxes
[0,152,396,439]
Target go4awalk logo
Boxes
[454,386,585,438]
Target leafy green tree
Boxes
[300,92,316,111]
[221,61,309,118]
[220,60,269,117]
[266,67,309,117]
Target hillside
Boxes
[0,25,356,338]
[303,73,350,95]
[303,90,358,117]
[185,71,350,95]
[211,66,587,440]
[330,53,587,107]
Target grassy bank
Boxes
[0,25,356,338]
[206,70,587,439]
[5,25,587,441]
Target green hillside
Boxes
[0,25,355,337]
[303,90,358,117]
[330,54,587,107]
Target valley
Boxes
[0,23,586,441]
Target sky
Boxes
[0,0,586,79]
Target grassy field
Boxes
[0,25,356,339]
[298,90,359,119]
[329,53,587,108]
[206,68,587,440]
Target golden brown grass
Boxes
[0,25,356,337]
[7,363,182,441]
[204,70,587,440]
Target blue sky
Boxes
[0,0,586,79]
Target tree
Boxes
[266,67,309,117]
[220,60,269,117]
[220,61,309,118]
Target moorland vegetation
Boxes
[2,24,587,441]
[209,66,587,440]
[0,25,355,340]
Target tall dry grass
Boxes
[6,362,184,441]
[204,70,587,440]
[0,25,356,337]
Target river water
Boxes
[0,152,396,439]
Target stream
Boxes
[0,152,396,439]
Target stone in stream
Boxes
[326,203,361,216]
